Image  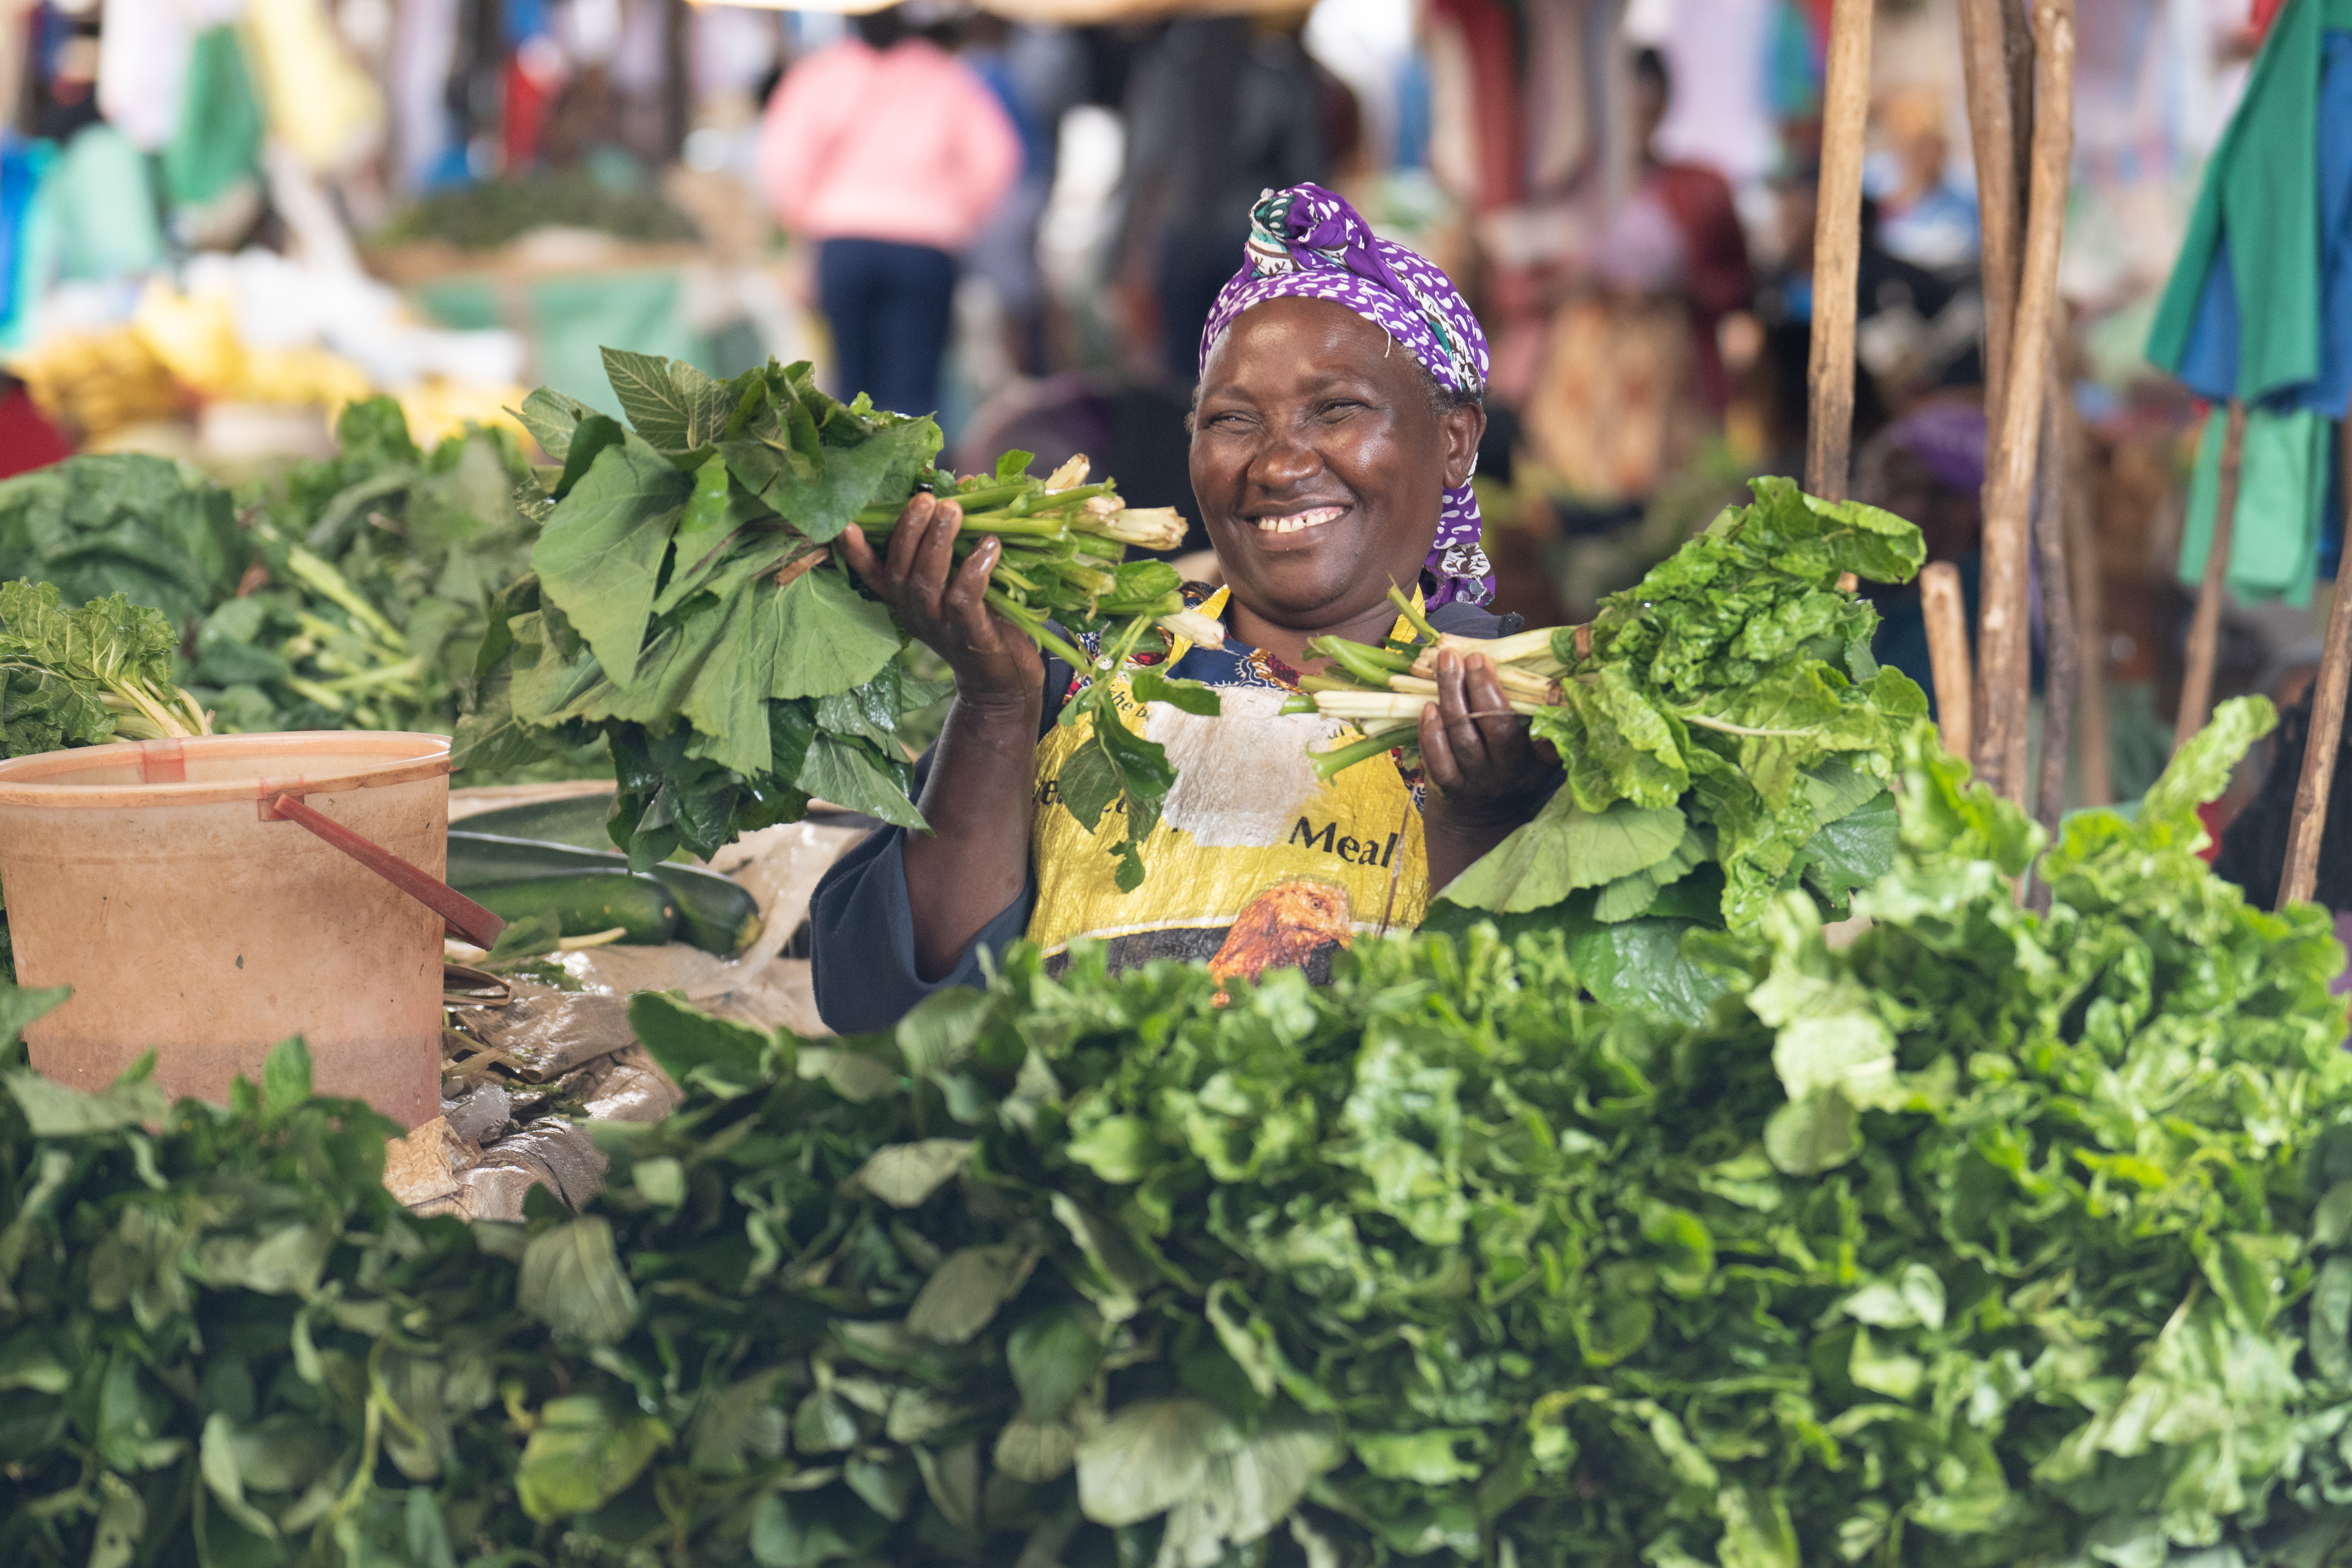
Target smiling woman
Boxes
[809,184,1565,1032]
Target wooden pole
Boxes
[2064,390,2113,805]
[1922,561,1976,763]
[2035,349,2079,845]
[1804,0,1875,504]
[2174,398,2247,753]
[1957,0,2028,430]
[2277,421,2352,909]
[1974,0,2074,807]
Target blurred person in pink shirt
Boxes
[760,8,1020,415]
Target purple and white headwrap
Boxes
[1199,183,1495,608]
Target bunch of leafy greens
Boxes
[0,400,562,764]
[458,349,1213,879]
[0,579,210,749]
[184,398,555,747]
[9,695,2352,1568]
[0,453,244,629]
[1424,478,1929,1018]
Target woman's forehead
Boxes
[1200,297,1415,396]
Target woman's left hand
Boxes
[1418,650,1559,888]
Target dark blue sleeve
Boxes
[807,652,1072,1035]
[808,827,1037,1035]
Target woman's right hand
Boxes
[838,493,1043,707]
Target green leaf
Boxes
[601,347,733,454]
[1009,1304,1106,1420]
[5,1065,168,1135]
[628,991,777,1095]
[753,418,942,544]
[531,440,692,684]
[1131,667,1222,717]
[1075,1398,1237,1527]
[906,1244,1038,1343]
[1442,794,1687,914]
[854,1139,972,1207]
[260,1037,311,1113]
[1762,1092,1859,1174]
[1353,1429,1481,1484]
[895,988,991,1077]
[515,386,596,460]
[515,1395,671,1521]
[749,1489,890,1567]
[551,413,624,501]
[517,1217,640,1343]
[0,982,67,1057]
[796,734,924,828]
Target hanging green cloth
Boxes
[2178,404,2332,606]
[2146,0,2352,402]
[52,124,164,281]
[162,28,263,211]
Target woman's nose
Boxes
[1247,424,1321,490]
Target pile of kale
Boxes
[0,398,555,755]
[3,698,2349,1568]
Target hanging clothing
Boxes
[162,27,263,211]
[2147,2,2352,605]
[2178,403,2333,605]
[807,588,1523,1034]
[2148,1,2352,411]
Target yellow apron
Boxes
[1024,589,1428,978]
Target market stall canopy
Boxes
[686,0,1307,22]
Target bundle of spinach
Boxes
[0,1023,539,1568]
[458,349,1216,879]
[1298,478,1928,1017]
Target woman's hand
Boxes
[839,493,1043,707]
[1418,650,1560,888]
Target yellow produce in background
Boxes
[9,328,183,438]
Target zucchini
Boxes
[448,831,763,954]
[467,872,678,946]
[453,793,619,851]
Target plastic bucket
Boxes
[0,732,456,1126]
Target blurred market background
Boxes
[0,0,2331,820]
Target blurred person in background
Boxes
[1119,15,1327,388]
[759,5,1020,415]
[1870,89,1981,277]
[1629,47,1752,415]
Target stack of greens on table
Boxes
[7,694,2350,1568]
[1299,478,1928,1021]
[458,349,1214,883]
[0,400,573,771]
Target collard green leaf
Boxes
[530,441,692,684]
[796,734,924,828]
[1441,794,1686,915]
[1075,1399,1236,1527]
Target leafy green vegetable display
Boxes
[1298,479,1928,1017]
[188,399,549,743]
[6,695,2349,1568]
[0,453,244,629]
[459,350,1216,879]
[0,399,560,762]
[0,579,212,750]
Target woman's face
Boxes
[1190,296,1484,635]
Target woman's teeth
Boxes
[1253,506,1344,534]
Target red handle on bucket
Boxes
[263,792,507,950]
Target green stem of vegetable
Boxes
[285,546,404,648]
[284,676,349,713]
[1309,723,1421,782]
[983,589,1093,674]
